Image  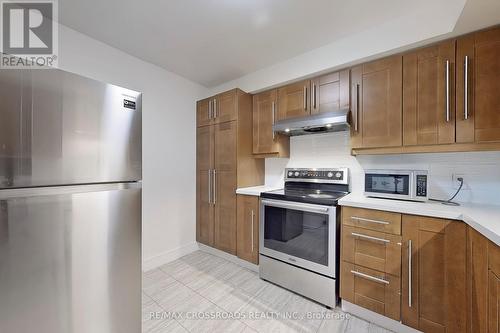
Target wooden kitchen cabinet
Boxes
[340,207,402,320]
[456,27,500,143]
[311,69,350,115]
[196,89,264,254]
[236,195,259,264]
[401,215,467,332]
[252,89,289,157]
[350,56,403,149]
[403,41,456,145]
[196,125,215,246]
[466,226,500,333]
[196,97,212,127]
[277,79,311,120]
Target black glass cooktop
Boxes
[261,183,349,206]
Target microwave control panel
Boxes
[416,175,428,197]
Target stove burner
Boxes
[307,193,335,199]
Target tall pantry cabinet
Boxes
[196,89,264,255]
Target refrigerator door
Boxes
[0,183,141,333]
[0,69,142,188]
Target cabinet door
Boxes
[197,170,214,246]
[403,41,456,145]
[311,70,350,114]
[214,121,237,172]
[196,126,214,246]
[214,170,237,255]
[252,90,278,154]
[467,227,489,333]
[277,80,310,120]
[197,98,212,127]
[214,90,238,124]
[489,271,500,333]
[402,215,467,332]
[236,195,259,264]
[357,56,403,148]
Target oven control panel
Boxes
[285,168,348,184]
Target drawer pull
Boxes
[351,216,390,225]
[351,232,390,244]
[351,270,389,285]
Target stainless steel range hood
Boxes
[273,109,350,136]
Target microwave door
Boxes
[259,199,337,277]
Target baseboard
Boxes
[341,301,422,333]
[197,243,259,273]
[142,242,199,272]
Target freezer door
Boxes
[0,183,141,333]
[0,69,142,188]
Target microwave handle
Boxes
[261,199,330,214]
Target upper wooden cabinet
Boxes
[401,215,467,332]
[351,56,403,149]
[196,98,212,127]
[403,41,456,145]
[277,80,310,120]
[252,89,289,157]
[311,70,350,114]
[196,89,239,127]
[456,27,500,143]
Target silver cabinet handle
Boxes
[351,232,390,244]
[408,239,412,308]
[251,210,255,252]
[208,100,212,120]
[313,84,317,109]
[351,216,390,225]
[212,170,217,205]
[208,169,212,204]
[272,101,276,140]
[303,86,307,111]
[445,60,450,122]
[464,56,469,120]
[213,99,217,118]
[351,270,389,285]
[355,84,360,132]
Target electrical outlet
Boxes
[452,173,467,190]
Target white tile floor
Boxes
[142,251,391,333]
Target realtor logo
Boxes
[1,0,58,67]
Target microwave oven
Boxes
[364,169,428,202]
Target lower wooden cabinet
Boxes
[236,195,259,264]
[341,206,474,333]
[401,215,467,332]
[341,262,401,320]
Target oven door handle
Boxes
[261,199,331,214]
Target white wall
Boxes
[265,132,500,206]
[57,25,208,270]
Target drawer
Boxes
[342,225,402,276]
[342,206,401,235]
[341,262,401,321]
[489,241,500,276]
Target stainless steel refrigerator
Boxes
[0,69,142,333]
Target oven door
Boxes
[260,199,337,277]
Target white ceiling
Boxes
[59,0,472,87]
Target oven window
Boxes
[263,205,328,266]
[365,174,410,195]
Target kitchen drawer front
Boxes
[489,241,500,276]
[342,206,402,235]
[341,262,400,320]
[342,225,402,276]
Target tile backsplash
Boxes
[265,131,500,206]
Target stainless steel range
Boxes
[259,168,349,308]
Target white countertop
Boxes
[339,194,500,246]
[236,185,282,196]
